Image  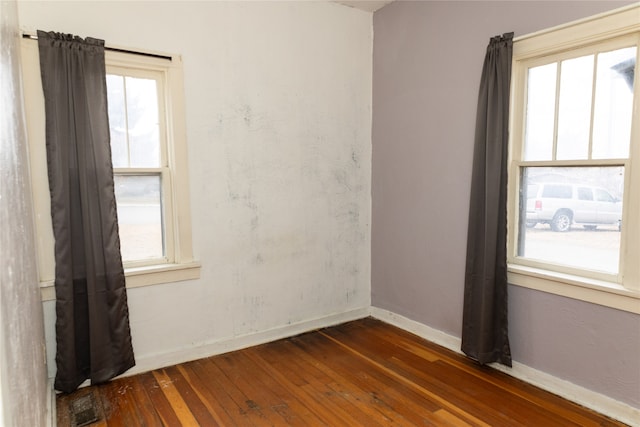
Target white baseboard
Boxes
[370,306,463,351]
[125,307,370,378]
[491,361,639,427]
[370,306,639,427]
[46,378,55,427]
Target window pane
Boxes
[106,74,129,168]
[592,47,636,159]
[556,55,594,160]
[524,63,556,161]
[518,166,623,274]
[114,175,164,262]
[125,77,161,167]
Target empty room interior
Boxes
[1,0,639,425]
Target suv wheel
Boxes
[551,211,572,232]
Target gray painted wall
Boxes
[372,1,639,408]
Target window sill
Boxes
[39,261,201,302]
[507,264,640,314]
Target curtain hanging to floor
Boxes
[37,30,135,393]
[461,32,514,367]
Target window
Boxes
[507,5,640,313]
[21,40,200,299]
[106,70,166,265]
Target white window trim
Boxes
[21,38,200,302]
[507,4,640,314]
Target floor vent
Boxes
[69,392,100,427]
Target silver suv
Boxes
[526,183,622,232]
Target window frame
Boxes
[107,64,173,268]
[506,4,640,314]
[21,39,200,301]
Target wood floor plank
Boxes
[56,318,628,427]
[329,324,577,426]
[289,332,438,426]
[254,341,370,425]
[124,375,165,426]
[161,365,221,426]
[175,363,233,426]
[55,394,72,427]
[223,349,317,426]
[319,328,493,426]
[102,375,163,426]
[291,329,447,426]
[98,377,146,427]
[433,408,473,427]
[211,348,304,425]
[137,371,181,426]
[245,344,356,426]
[262,340,388,427]
[186,358,258,426]
[198,355,267,425]
[390,354,566,426]
[324,320,596,427]
[355,318,617,427]
[152,369,200,426]
[326,321,627,426]
[242,349,330,426]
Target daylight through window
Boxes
[514,42,635,277]
[507,5,640,311]
[107,72,166,264]
[21,38,199,291]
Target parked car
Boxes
[525,182,622,232]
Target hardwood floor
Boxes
[57,318,627,426]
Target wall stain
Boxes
[351,149,360,167]
[242,105,252,127]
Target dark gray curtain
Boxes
[461,32,513,367]
[37,30,135,393]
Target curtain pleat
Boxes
[461,32,514,367]
[37,30,135,393]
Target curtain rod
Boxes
[22,33,172,61]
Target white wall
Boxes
[0,1,49,425]
[19,1,372,377]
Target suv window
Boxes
[595,188,615,202]
[577,187,593,201]
[541,184,572,199]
